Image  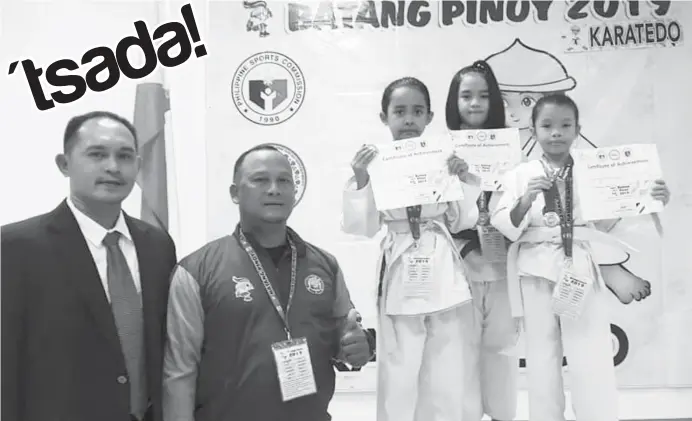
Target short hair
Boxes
[445,60,505,130]
[381,77,431,115]
[63,111,138,153]
[232,144,282,182]
[531,93,580,126]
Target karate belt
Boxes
[506,226,636,319]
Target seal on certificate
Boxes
[543,212,560,227]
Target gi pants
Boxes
[463,279,519,421]
[376,303,471,421]
[521,276,618,421]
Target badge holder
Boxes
[551,260,593,320]
[476,192,508,263]
[271,336,318,402]
[238,230,318,402]
[540,157,593,319]
[403,205,434,298]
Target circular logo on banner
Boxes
[232,52,306,126]
[262,143,307,206]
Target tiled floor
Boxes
[328,389,692,421]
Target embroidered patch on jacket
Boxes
[304,274,325,295]
[233,276,254,302]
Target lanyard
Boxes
[238,231,298,340]
[541,156,574,259]
[476,191,493,226]
[406,205,422,240]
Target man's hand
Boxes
[337,309,372,368]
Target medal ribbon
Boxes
[406,205,423,240]
[238,230,298,339]
[541,156,574,258]
[477,191,492,226]
[453,192,492,258]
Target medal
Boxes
[477,211,489,226]
[543,211,560,227]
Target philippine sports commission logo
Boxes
[262,143,307,206]
[232,52,306,126]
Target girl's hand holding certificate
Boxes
[650,179,670,205]
[351,144,378,189]
[447,155,469,179]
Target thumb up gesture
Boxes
[338,309,372,368]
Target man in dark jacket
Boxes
[2,111,177,421]
[162,145,373,421]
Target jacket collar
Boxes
[233,223,307,257]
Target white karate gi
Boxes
[491,160,621,421]
[341,177,481,421]
[454,192,519,421]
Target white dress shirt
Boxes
[66,197,141,301]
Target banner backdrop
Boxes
[205,0,692,391]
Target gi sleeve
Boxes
[341,176,383,238]
[491,165,531,241]
[445,181,483,234]
[162,265,204,421]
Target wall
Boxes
[204,0,692,407]
[3,1,692,419]
[0,0,208,257]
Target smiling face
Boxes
[57,116,140,207]
[502,91,545,129]
[380,86,433,140]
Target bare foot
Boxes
[602,264,652,304]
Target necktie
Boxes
[103,231,147,420]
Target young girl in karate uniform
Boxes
[491,93,671,421]
[341,77,482,421]
[445,60,518,421]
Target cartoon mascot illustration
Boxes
[244,0,273,37]
[485,38,658,307]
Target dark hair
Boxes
[531,93,580,126]
[233,144,282,182]
[381,77,431,115]
[445,60,505,130]
[63,111,138,153]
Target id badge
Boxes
[477,225,508,263]
[271,337,317,402]
[552,268,593,320]
[403,254,434,298]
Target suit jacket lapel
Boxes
[47,201,123,356]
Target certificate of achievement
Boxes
[368,136,465,211]
[450,128,522,191]
[572,144,664,221]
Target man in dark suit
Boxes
[2,111,177,421]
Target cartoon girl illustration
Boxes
[244,0,273,38]
[485,38,656,307]
[486,38,597,159]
